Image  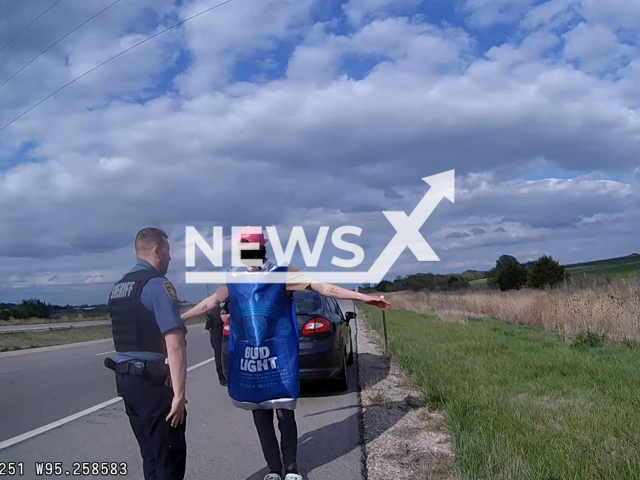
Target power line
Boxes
[0,0,125,91]
[0,0,65,55]
[0,0,238,133]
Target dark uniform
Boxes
[107,259,187,480]
[220,302,230,383]
[205,303,227,386]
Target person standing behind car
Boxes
[220,302,230,383]
[205,301,227,386]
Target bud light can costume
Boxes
[226,263,300,410]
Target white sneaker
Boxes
[264,475,281,480]
[284,474,303,480]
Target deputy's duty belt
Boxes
[104,357,171,387]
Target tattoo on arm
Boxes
[200,303,208,312]
[327,286,339,297]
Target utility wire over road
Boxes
[0,0,239,133]
[0,0,64,54]
[0,0,126,90]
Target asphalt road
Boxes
[0,322,363,479]
[0,320,110,333]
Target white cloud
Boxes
[460,0,536,27]
[521,0,578,31]
[563,22,635,74]
[580,0,640,29]
[342,0,422,26]
[175,0,313,96]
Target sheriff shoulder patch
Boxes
[163,281,177,300]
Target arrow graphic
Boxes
[366,170,455,283]
[185,170,455,285]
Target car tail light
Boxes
[223,324,230,336]
[302,318,331,335]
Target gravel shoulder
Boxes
[357,309,458,480]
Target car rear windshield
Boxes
[293,291,321,314]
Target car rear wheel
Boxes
[334,350,349,392]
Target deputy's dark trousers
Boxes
[252,409,298,475]
[116,373,187,480]
[209,328,226,383]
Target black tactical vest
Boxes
[108,269,166,356]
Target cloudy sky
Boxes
[0,0,638,305]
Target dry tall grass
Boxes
[385,276,640,341]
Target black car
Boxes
[295,290,355,391]
[221,291,356,391]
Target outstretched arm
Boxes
[180,285,229,323]
[310,282,390,309]
[285,266,390,309]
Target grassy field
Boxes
[387,275,640,342]
[362,304,640,480]
[465,254,640,290]
[0,325,113,352]
[566,254,640,277]
[1,315,110,326]
[469,278,488,288]
[0,308,207,353]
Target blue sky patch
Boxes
[0,141,41,173]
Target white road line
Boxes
[187,357,215,371]
[0,398,122,451]
[94,350,115,356]
[0,357,215,451]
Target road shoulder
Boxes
[356,311,458,480]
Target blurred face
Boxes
[154,239,171,276]
[239,239,266,268]
[221,312,230,325]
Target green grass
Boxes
[362,305,640,480]
[465,255,640,288]
[0,313,207,353]
[0,325,113,352]
[469,278,488,288]
[565,254,640,277]
[1,315,109,326]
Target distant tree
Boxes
[498,261,528,291]
[488,255,527,291]
[445,275,467,291]
[527,255,568,289]
[9,308,28,319]
[20,298,53,319]
[460,270,486,282]
[377,280,393,292]
[488,255,515,289]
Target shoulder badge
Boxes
[163,281,177,300]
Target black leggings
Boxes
[209,329,226,383]
[252,409,298,475]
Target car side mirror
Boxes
[345,311,356,322]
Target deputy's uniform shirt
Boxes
[111,259,185,364]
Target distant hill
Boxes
[362,269,488,293]
[563,253,640,276]
[362,254,640,294]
